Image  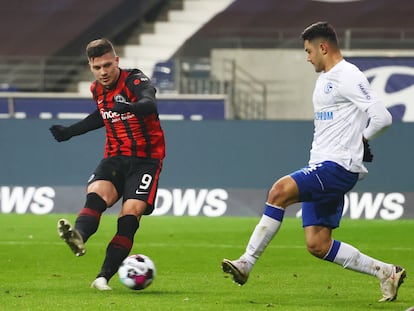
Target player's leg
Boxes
[304,219,406,301]
[58,158,120,256]
[58,180,117,256]
[221,162,344,285]
[76,182,113,241]
[91,199,146,290]
[91,158,162,290]
[300,160,406,302]
[222,175,299,285]
[304,224,395,277]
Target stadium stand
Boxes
[0,0,169,56]
[3,0,414,93]
[171,0,414,119]
[177,0,414,57]
[2,0,414,120]
[77,0,235,93]
[0,0,167,91]
[122,1,234,78]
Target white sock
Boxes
[325,240,392,280]
[243,203,284,265]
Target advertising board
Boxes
[0,186,412,220]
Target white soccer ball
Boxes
[118,254,156,290]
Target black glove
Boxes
[112,101,133,114]
[49,125,73,142]
[363,139,373,162]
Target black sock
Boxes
[75,192,107,242]
[97,215,139,281]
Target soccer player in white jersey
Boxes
[222,21,406,302]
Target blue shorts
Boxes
[290,161,358,228]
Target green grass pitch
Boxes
[0,214,412,311]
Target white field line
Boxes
[0,240,302,249]
[0,240,411,251]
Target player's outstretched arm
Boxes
[363,103,392,140]
[49,109,104,142]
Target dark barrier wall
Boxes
[0,119,412,190]
[0,120,413,218]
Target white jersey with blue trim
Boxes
[309,59,381,174]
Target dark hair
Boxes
[301,22,338,46]
[86,38,116,60]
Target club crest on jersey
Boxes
[324,82,333,94]
[114,94,127,102]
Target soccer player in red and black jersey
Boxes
[50,38,165,290]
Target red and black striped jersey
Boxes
[90,69,165,159]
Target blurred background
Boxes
[0,0,413,218]
[1,0,414,120]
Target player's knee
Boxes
[120,199,149,218]
[85,192,107,213]
[87,181,118,206]
[267,181,290,207]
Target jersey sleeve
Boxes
[124,70,158,115]
[363,101,392,140]
[68,109,104,136]
[340,67,392,139]
[125,70,156,100]
[340,68,379,112]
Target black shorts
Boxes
[88,156,163,215]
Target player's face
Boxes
[89,52,120,88]
[304,39,325,73]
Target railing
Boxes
[0,56,86,93]
[205,27,414,50]
[342,28,414,49]
[224,59,266,119]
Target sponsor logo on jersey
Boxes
[314,111,333,120]
[100,108,120,119]
[99,108,134,123]
[358,83,371,100]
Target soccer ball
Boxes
[118,254,156,290]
